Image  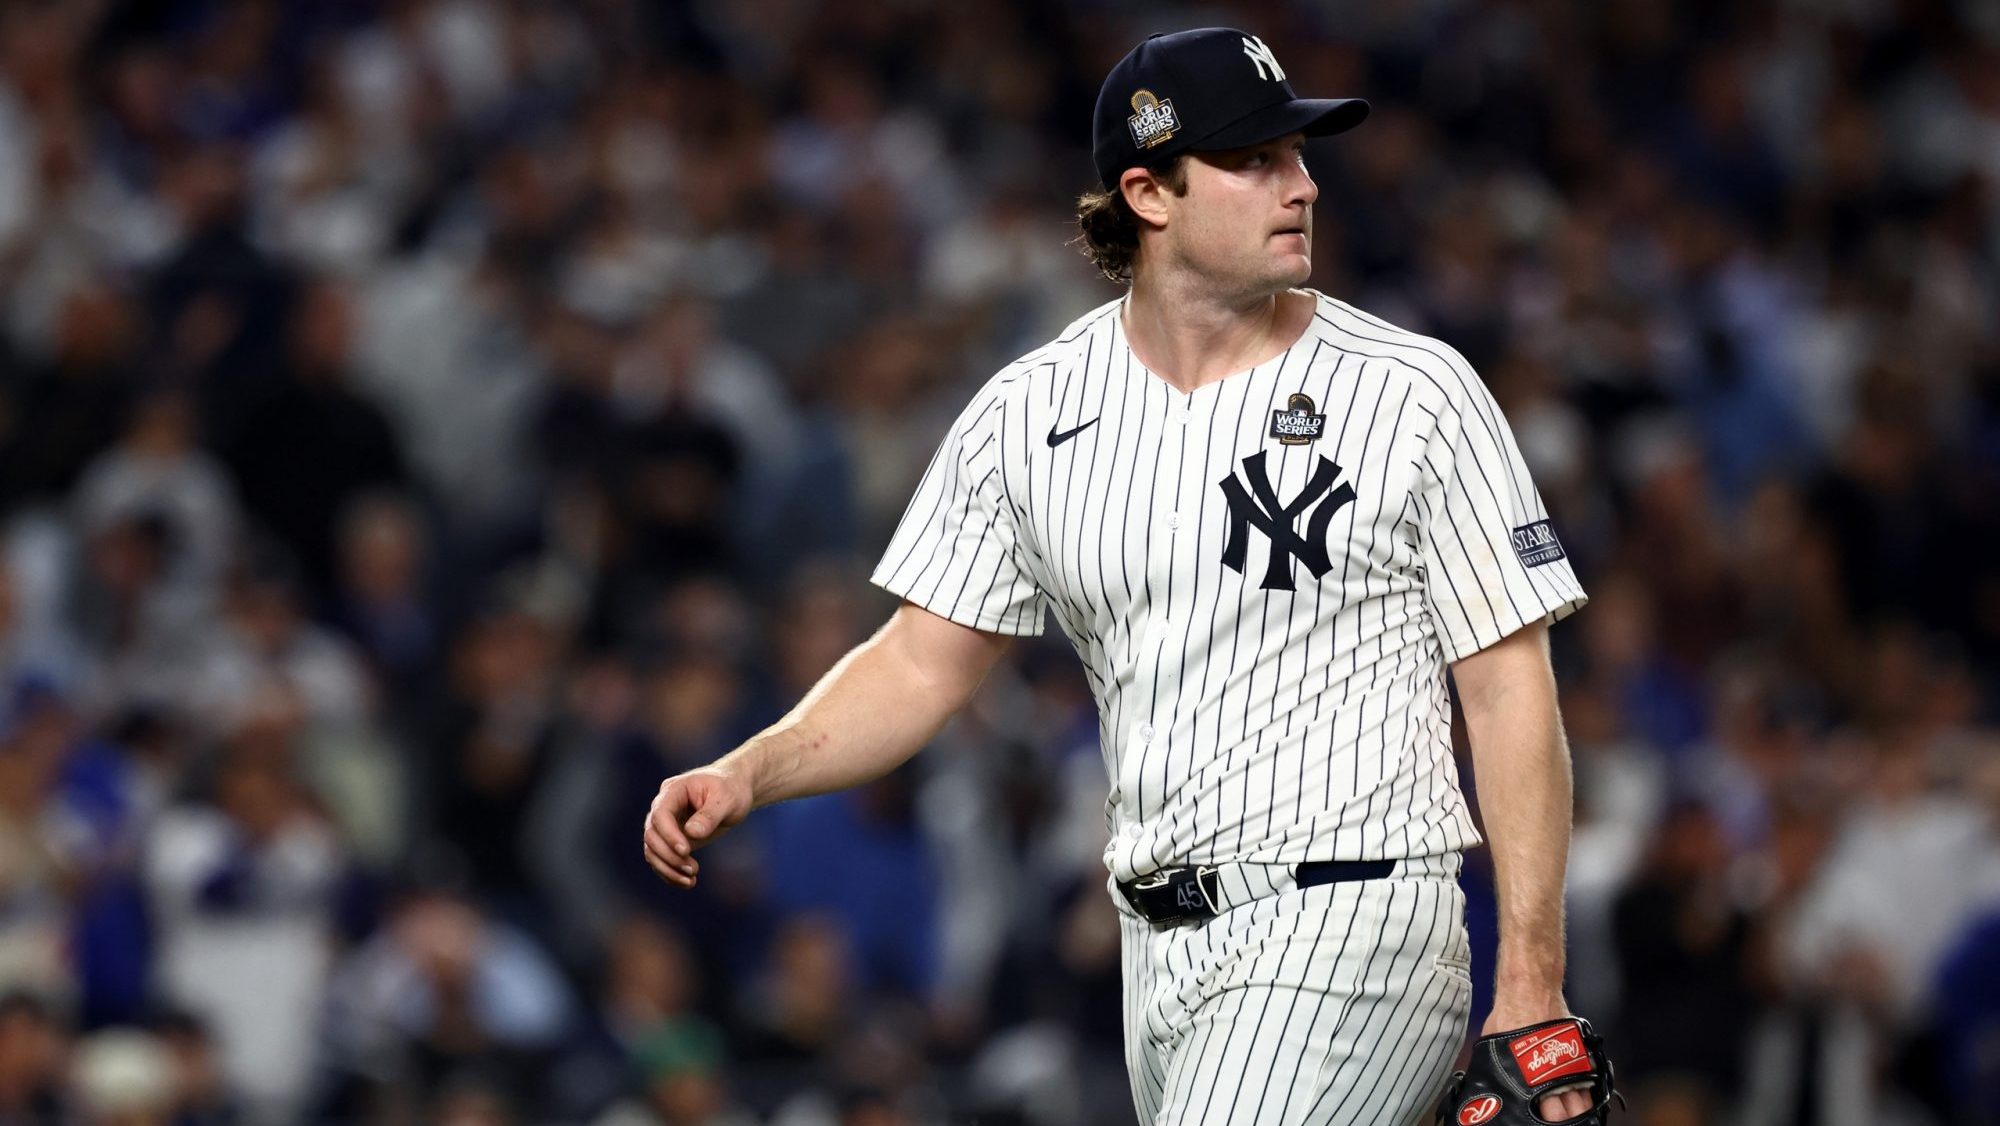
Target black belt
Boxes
[1118,859,1398,926]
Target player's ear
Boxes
[1121,165,1175,230]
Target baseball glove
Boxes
[1435,1017,1621,1125]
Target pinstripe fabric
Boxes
[1119,860,1471,1126]
[870,290,1584,1123]
[871,291,1586,879]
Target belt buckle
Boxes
[1190,865,1221,915]
[1131,865,1223,924]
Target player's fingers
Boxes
[643,844,688,887]
[648,824,704,876]
[643,832,698,887]
[647,780,697,855]
[684,790,726,841]
[641,828,677,872]
[682,781,743,843]
[1537,1089,1592,1120]
[644,824,695,873]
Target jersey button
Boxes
[1137,723,1155,742]
[1125,824,1143,839]
[1166,513,1180,530]
[1176,410,1191,425]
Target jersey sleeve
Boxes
[1416,362,1587,662]
[871,386,1047,636]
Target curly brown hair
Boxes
[1072,157,1188,285]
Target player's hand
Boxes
[643,765,753,889]
[1482,996,1593,1121]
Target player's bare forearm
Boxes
[730,602,1011,804]
[1452,620,1572,1023]
[643,602,1010,887]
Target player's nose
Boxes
[1284,157,1318,208]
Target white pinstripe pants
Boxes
[1117,854,1472,1126]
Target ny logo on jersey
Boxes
[1218,452,1355,591]
[1242,35,1286,82]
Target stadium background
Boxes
[0,0,1996,1123]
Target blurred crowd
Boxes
[0,0,1996,1123]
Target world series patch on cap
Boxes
[1092,27,1370,189]
[1434,1017,1623,1126]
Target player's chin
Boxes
[1265,251,1313,287]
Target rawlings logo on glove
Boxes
[1511,1023,1593,1087]
[1436,1017,1621,1126]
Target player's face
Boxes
[1165,133,1317,295]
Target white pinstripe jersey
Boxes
[872,290,1587,883]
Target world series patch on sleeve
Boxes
[1435,1017,1622,1125]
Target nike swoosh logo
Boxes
[1046,418,1099,448]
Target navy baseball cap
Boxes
[1092,28,1369,189]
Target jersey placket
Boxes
[1111,380,1217,875]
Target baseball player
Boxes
[645,28,1614,1126]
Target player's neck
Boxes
[1121,277,1313,394]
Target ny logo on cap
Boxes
[1242,35,1286,82]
